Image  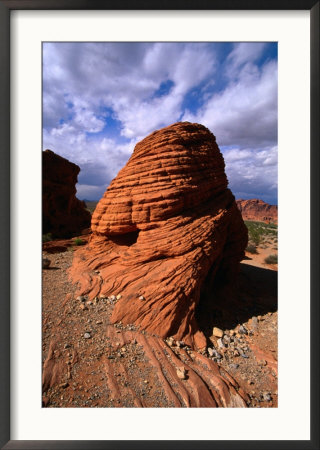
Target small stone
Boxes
[116,294,122,300]
[131,339,137,344]
[59,382,69,388]
[42,258,50,269]
[77,295,86,302]
[247,380,254,385]
[208,347,215,357]
[121,347,126,352]
[258,359,267,366]
[251,316,258,330]
[110,295,116,301]
[143,380,148,384]
[229,363,239,369]
[167,337,174,346]
[212,327,223,338]
[87,301,93,306]
[230,330,236,336]
[263,392,272,401]
[176,341,181,348]
[64,343,71,349]
[217,338,226,349]
[96,320,103,325]
[176,367,186,380]
[233,349,240,356]
[223,335,231,344]
[84,332,91,339]
[80,304,88,311]
[237,348,249,358]
[239,325,248,335]
[139,295,145,301]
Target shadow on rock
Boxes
[196,262,277,338]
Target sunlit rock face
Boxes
[69,122,248,349]
[236,199,278,224]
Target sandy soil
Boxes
[42,236,278,408]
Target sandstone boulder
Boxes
[43,150,91,238]
[69,122,248,349]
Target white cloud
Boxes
[183,59,277,149]
[223,145,278,203]
[225,43,267,78]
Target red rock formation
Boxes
[43,150,91,238]
[236,199,278,224]
[69,122,248,349]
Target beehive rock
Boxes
[43,150,91,238]
[69,122,248,349]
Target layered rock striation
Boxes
[236,199,278,224]
[70,122,248,349]
[43,150,91,238]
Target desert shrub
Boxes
[42,233,53,243]
[73,237,85,246]
[244,220,278,246]
[264,254,278,264]
[246,244,258,254]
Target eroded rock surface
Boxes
[236,199,278,224]
[69,122,248,349]
[43,149,91,238]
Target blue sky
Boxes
[43,42,278,204]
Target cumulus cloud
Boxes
[225,42,267,78]
[183,59,278,148]
[43,42,278,203]
[223,146,277,204]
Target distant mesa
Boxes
[69,122,248,349]
[43,149,91,238]
[236,199,278,224]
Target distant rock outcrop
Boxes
[43,150,91,238]
[236,199,278,224]
[70,122,248,349]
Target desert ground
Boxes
[42,220,277,408]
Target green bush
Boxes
[244,220,278,247]
[264,254,278,264]
[42,233,53,243]
[246,244,258,254]
[73,237,85,246]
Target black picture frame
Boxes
[0,1,319,449]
